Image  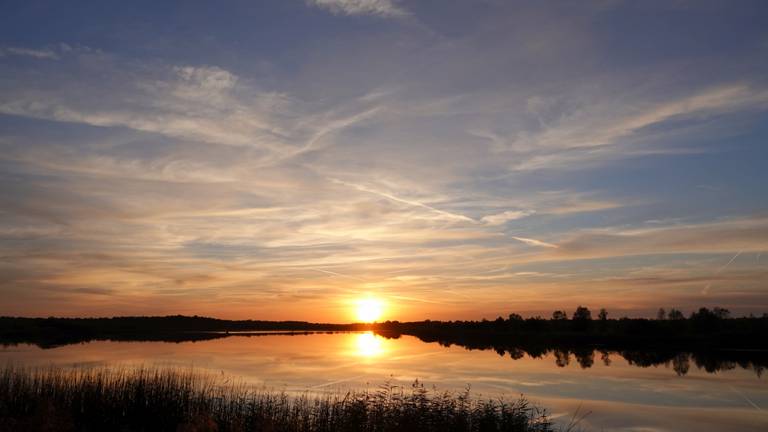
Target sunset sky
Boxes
[1,1,767,321]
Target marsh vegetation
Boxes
[0,366,554,432]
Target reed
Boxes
[0,366,553,432]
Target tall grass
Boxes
[0,366,553,432]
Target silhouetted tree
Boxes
[690,307,721,331]
[571,306,592,331]
[596,308,608,332]
[691,307,713,319]
[523,316,545,331]
[656,308,666,320]
[552,310,567,320]
[668,308,685,320]
[572,306,592,321]
[713,307,730,319]
[507,313,524,331]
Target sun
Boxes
[355,297,385,323]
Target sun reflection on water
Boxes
[354,332,385,358]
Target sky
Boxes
[1,0,767,321]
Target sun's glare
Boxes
[356,297,385,323]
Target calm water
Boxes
[3,332,767,431]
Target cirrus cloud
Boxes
[307,0,406,17]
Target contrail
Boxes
[717,250,742,273]
[310,268,367,282]
[444,289,472,299]
[329,178,476,223]
[704,250,743,295]
[388,295,445,305]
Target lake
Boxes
[2,331,767,431]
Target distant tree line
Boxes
[0,316,370,349]
[2,307,766,351]
[372,306,768,350]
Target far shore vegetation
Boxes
[2,306,767,378]
[0,366,555,432]
[2,306,766,351]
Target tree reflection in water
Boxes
[378,334,768,377]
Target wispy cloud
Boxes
[1,46,59,59]
[0,60,385,169]
[550,218,768,260]
[535,85,768,150]
[511,236,559,248]
[0,65,289,153]
[481,210,535,226]
[506,84,768,171]
[307,0,406,17]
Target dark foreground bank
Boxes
[0,366,554,432]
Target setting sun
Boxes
[355,297,385,323]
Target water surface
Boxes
[3,332,767,431]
